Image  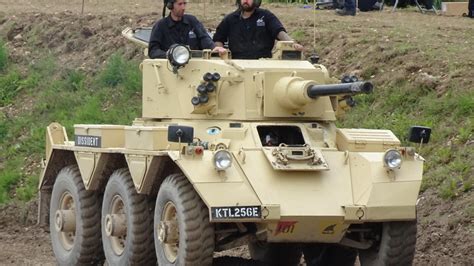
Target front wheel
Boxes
[154,174,215,265]
[359,221,417,266]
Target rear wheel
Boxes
[50,165,103,265]
[101,168,155,265]
[359,221,417,266]
[154,174,215,265]
[248,241,302,266]
[303,244,357,266]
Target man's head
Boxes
[238,0,261,12]
[167,0,187,19]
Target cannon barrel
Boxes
[307,81,373,98]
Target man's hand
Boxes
[212,46,227,56]
[293,43,304,52]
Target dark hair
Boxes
[235,0,262,9]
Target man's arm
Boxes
[148,22,167,59]
[277,31,292,41]
[193,19,215,50]
[266,10,304,52]
[212,17,229,54]
[276,31,304,51]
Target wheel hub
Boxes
[158,220,179,244]
[56,191,76,251]
[159,201,179,263]
[105,214,127,237]
[106,195,127,256]
[54,210,76,232]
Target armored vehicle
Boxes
[38,27,430,265]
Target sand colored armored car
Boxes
[37,27,431,265]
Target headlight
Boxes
[167,44,191,67]
[213,150,233,171]
[383,149,402,169]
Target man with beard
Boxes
[212,0,303,59]
[148,0,214,59]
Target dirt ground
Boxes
[0,0,473,265]
[1,189,473,265]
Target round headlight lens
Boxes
[170,45,190,66]
[213,150,233,171]
[383,149,402,169]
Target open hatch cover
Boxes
[122,27,152,47]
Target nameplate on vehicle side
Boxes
[211,206,261,220]
[75,135,101,148]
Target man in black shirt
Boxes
[148,0,214,59]
[212,0,303,59]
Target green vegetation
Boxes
[0,40,7,72]
[291,30,305,42]
[0,42,22,106]
[0,71,21,106]
[0,48,141,203]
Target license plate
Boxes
[211,206,261,220]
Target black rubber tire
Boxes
[101,168,156,265]
[154,174,215,265]
[49,165,103,265]
[359,221,417,266]
[199,201,215,265]
[248,241,302,266]
[303,244,357,266]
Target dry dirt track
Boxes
[1,0,473,265]
[1,193,473,265]
[0,202,260,265]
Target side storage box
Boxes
[336,128,400,152]
[74,124,125,148]
[125,126,175,150]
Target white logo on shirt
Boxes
[256,16,265,27]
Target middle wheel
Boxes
[101,168,155,265]
[155,173,215,265]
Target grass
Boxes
[0,50,142,203]
[291,30,305,42]
[0,70,21,106]
[0,40,7,72]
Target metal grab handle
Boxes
[286,153,315,161]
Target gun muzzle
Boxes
[307,81,373,98]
